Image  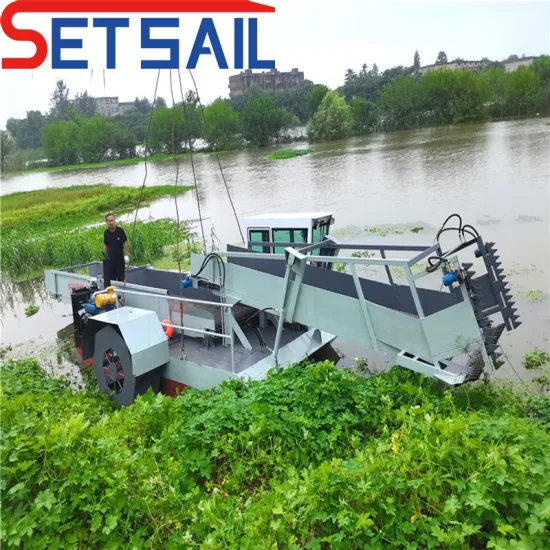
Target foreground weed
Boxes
[1,360,549,548]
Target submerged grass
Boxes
[1,184,193,234]
[1,359,549,548]
[267,149,312,160]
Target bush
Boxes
[1,359,549,548]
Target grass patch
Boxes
[519,289,546,303]
[24,305,39,317]
[365,224,427,237]
[1,359,549,548]
[267,149,312,160]
[524,348,550,370]
[1,184,193,234]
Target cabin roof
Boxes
[244,212,333,221]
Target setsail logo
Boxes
[0,0,276,70]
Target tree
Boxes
[307,90,353,141]
[42,121,80,165]
[147,108,186,155]
[78,115,112,163]
[73,92,96,118]
[413,50,420,71]
[379,75,421,130]
[49,80,71,122]
[240,96,292,147]
[532,56,550,113]
[110,122,137,159]
[134,97,153,115]
[507,67,540,116]
[435,51,448,65]
[179,93,203,150]
[1,130,14,171]
[202,98,240,151]
[486,68,511,119]
[6,110,45,150]
[350,98,379,135]
[273,80,315,123]
[307,84,329,119]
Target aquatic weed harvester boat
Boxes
[45,212,521,406]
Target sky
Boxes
[0,0,549,128]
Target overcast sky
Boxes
[0,0,548,128]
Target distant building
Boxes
[118,101,136,115]
[69,96,136,117]
[419,60,485,75]
[419,55,544,75]
[228,68,305,98]
[94,97,121,117]
[502,56,539,72]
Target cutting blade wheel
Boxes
[93,325,160,406]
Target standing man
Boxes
[103,213,130,282]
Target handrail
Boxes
[114,287,234,309]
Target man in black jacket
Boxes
[103,213,130,282]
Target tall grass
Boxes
[1,184,193,233]
[1,219,192,280]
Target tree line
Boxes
[1,51,549,171]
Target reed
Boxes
[1,219,191,281]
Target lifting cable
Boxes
[169,69,186,356]
[130,69,161,255]
[177,68,207,254]
[187,69,245,245]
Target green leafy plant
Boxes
[524,348,550,370]
[24,305,39,317]
[1,358,549,549]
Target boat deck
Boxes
[167,323,309,374]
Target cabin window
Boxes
[272,228,308,254]
[248,229,270,253]
[312,221,329,244]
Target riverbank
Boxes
[0,184,196,281]
[0,150,232,177]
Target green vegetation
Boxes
[24,305,39,317]
[267,149,312,160]
[1,219,190,282]
[519,289,546,303]
[308,90,354,141]
[1,184,193,234]
[1,358,549,548]
[4,152,201,176]
[4,55,548,173]
[0,184,195,281]
[524,349,550,370]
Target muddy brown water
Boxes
[1,118,549,385]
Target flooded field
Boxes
[1,117,549,382]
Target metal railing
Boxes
[113,287,237,373]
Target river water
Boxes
[1,118,549,382]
